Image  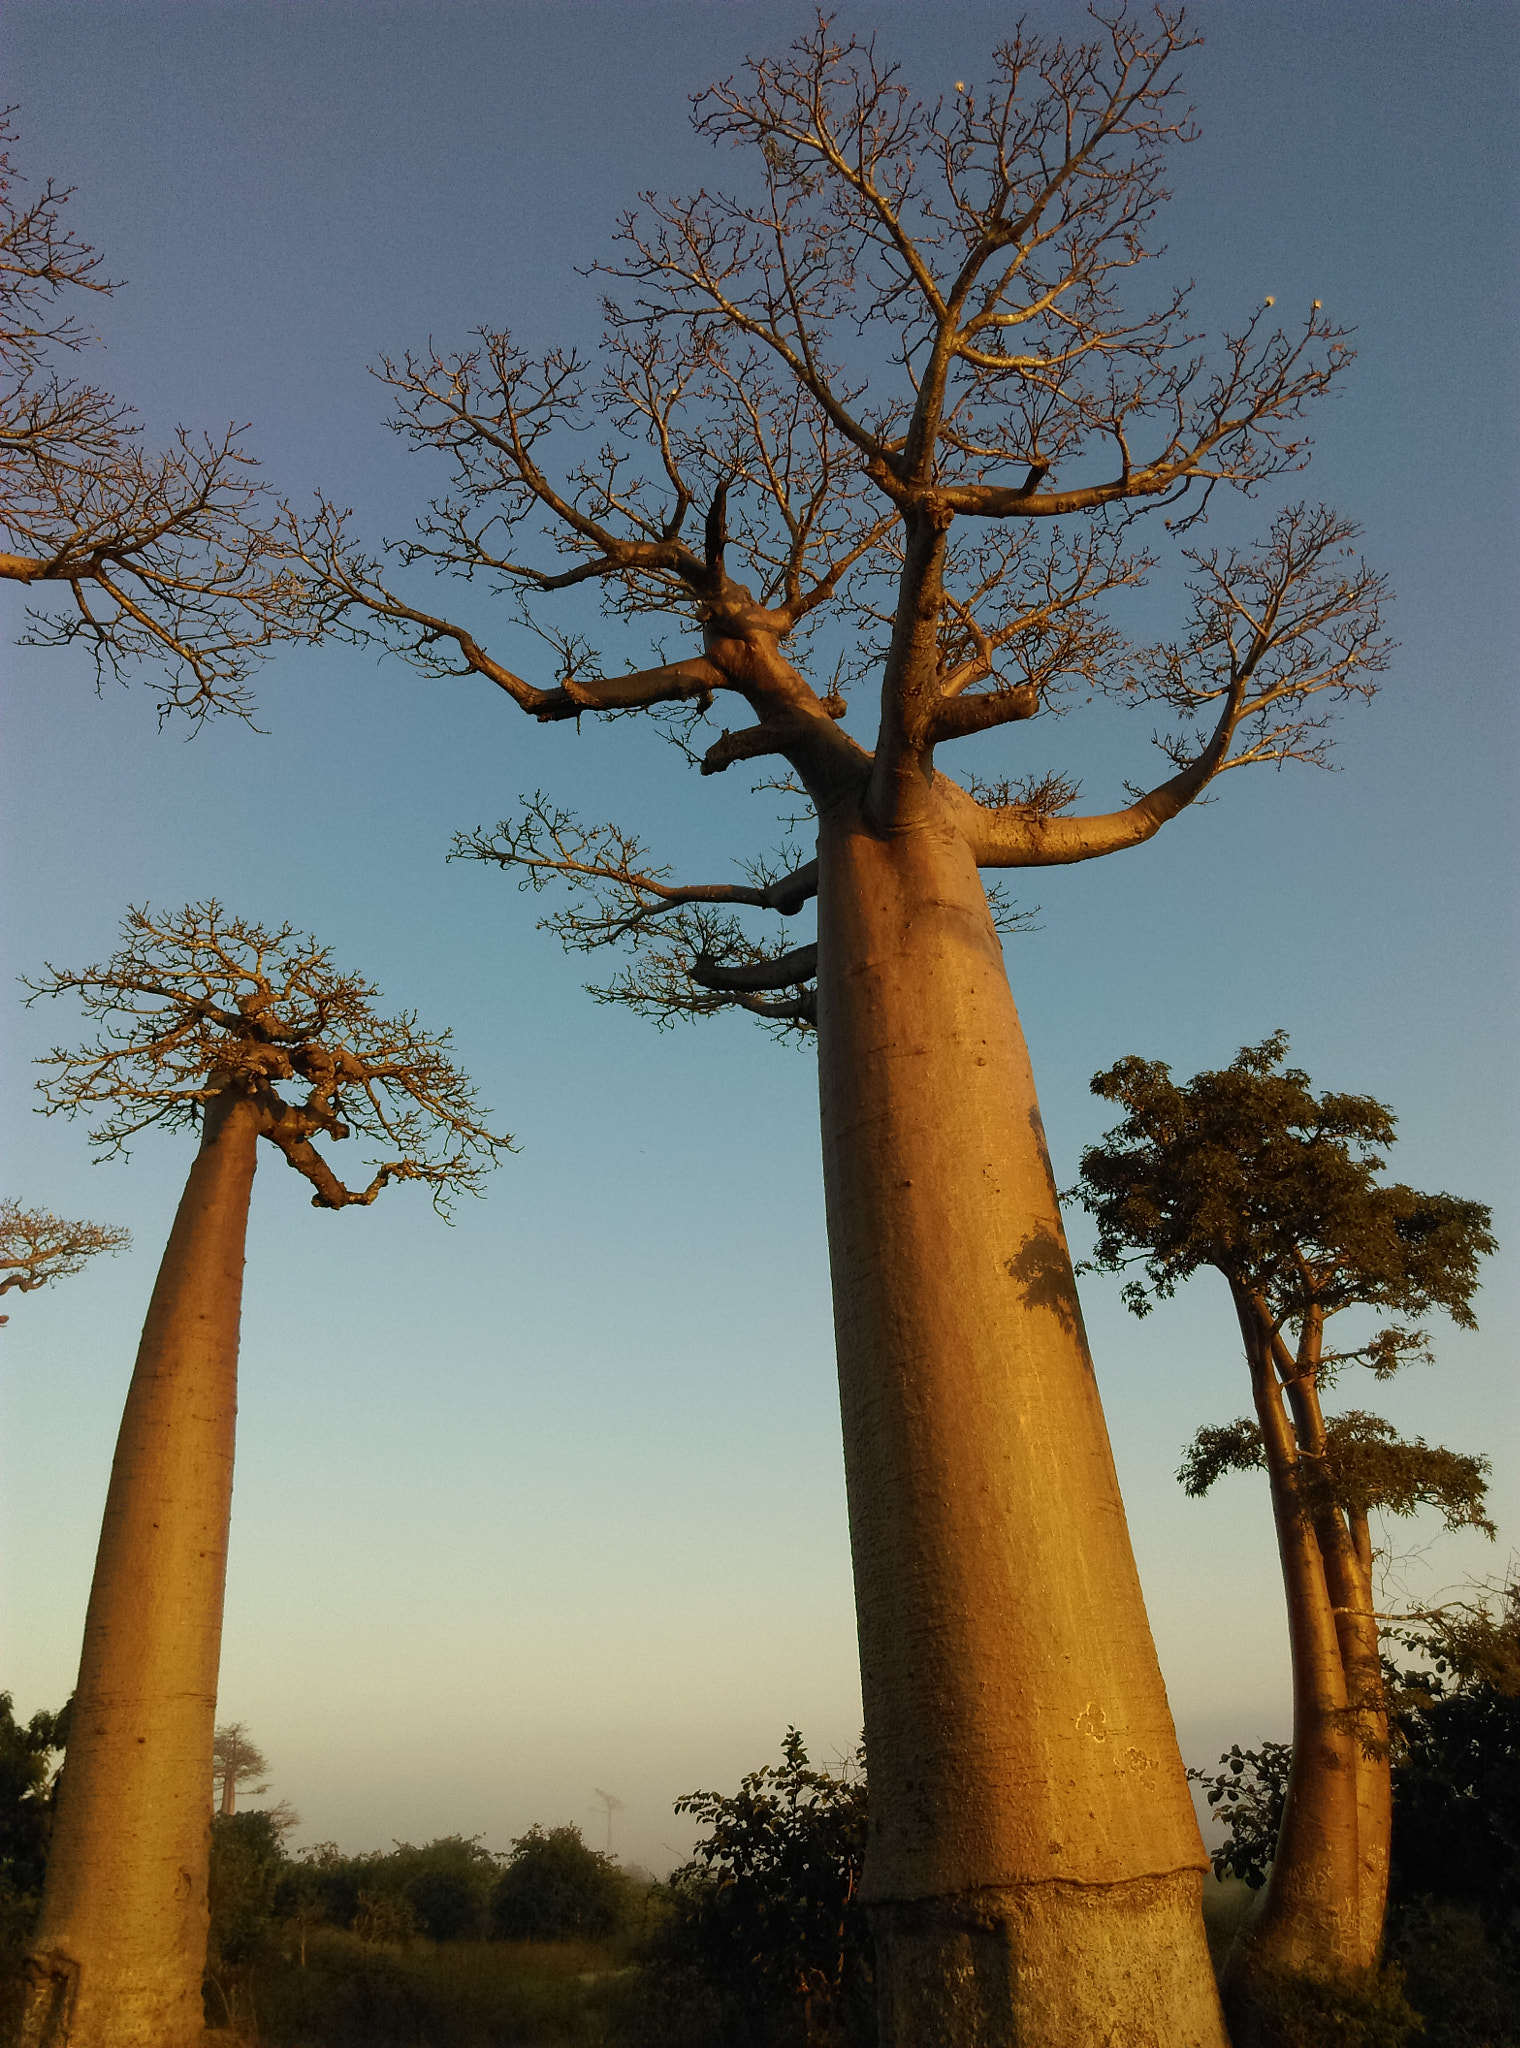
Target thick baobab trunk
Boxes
[20,1092,259,2048]
[815,799,1226,2047]
[1222,1300,1389,2038]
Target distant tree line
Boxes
[206,1820,632,1965]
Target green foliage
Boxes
[1386,1900,1520,2048]
[355,1888,421,1945]
[634,1727,872,2048]
[0,1694,67,1906]
[1073,1033,1494,1337]
[1232,1959,1421,2048]
[492,1825,626,1941]
[1180,1410,1492,1533]
[383,1836,498,1942]
[1387,1581,1520,1939]
[283,1834,501,1943]
[208,1808,288,1964]
[1189,1741,1291,1889]
[202,1926,623,2046]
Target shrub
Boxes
[208,1809,287,1965]
[492,1825,626,1940]
[633,1728,873,2048]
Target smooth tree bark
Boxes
[817,809,1218,2038]
[16,906,507,2048]
[294,18,1393,2039]
[1074,1037,1494,2035]
[20,1092,259,2048]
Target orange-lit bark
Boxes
[1223,1289,1390,2028]
[19,1091,259,2048]
[816,797,1226,2045]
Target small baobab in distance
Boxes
[17,902,509,2048]
[0,1200,128,1312]
[1071,1033,1495,2038]
[291,12,1390,2036]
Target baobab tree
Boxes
[0,1199,128,1305]
[16,903,509,2048]
[293,15,1389,2037]
[210,1723,269,1819]
[1071,1034,1495,2036]
[0,116,317,720]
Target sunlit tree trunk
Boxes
[19,1090,258,2048]
[1223,1292,1389,2036]
[1281,1366,1391,1959]
[815,799,1226,2046]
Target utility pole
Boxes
[591,1787,625,1856]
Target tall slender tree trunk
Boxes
[1223,1297,1389,2039]
[1281,1370,1391,1961]
[19,1092,259,2048]
[814,798,1226,2047]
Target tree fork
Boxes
[1220,1306,1365,2028]
[814,799,1226,2043]
[18,1091,259,2048]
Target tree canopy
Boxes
[0,114,318,718]
[289,11,1388,1029]
[1074,1031,1493,1344]
[0,1199,128,1297]
[25,902,511,1212]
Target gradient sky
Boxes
[2,0,1516,1877]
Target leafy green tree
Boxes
[1190,1741,1292,1892]
[387,1836,498,1942]
[1072,1033,1495,2035]
[492,1825,625,1941]
[639,1729,871,2048]
[0,1698,69,1910]
[1386,1580,1520,1936]
[206,1809,289,1968]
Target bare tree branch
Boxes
[1115,502,1393,772]
[1,118,324,720]
[0,1197,129,1296]
[297,13,1383,1035]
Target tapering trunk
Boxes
[19,1093,258,2048]
[1281,1373,1391,1964]
[1222,1301,1388,2039]
[814,797,1225,2046]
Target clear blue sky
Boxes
[2,1,1516,1875]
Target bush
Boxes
[1386,1898,1520,2048]
[492,1825,626,1941]
[208,1809,287,1965]
[630,1728,872,2048]
[1227,1961,1421,2048]
[279,1833,500,1943]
